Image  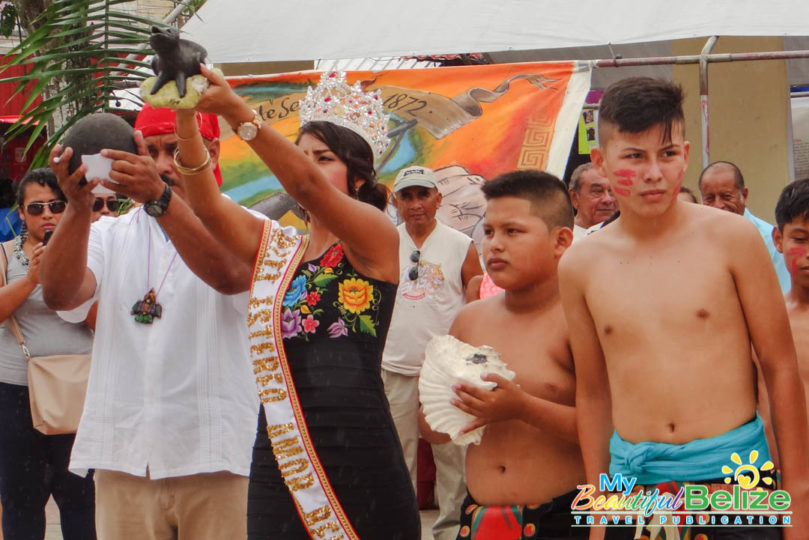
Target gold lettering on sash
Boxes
[279,458,309,476]
[285,472,314,492]
[327,535,346,540]
[249,326,275,340]
[252,357,280,373]
[247,307,273,327]
[266,423,294,439]
[311,522,342,537]
[273,436,303,459]
[303,505,332,526]
[260,259,285,269]
[253,372,283,384]
[250,342,276,355]
[248,296,272,308]
[254,270,282,282]
[259,388,287,403]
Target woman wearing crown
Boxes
[172,67,420,539]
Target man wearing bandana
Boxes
[40,105,258,539]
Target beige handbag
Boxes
[1,242,91,435]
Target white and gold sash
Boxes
[248,220,359,540]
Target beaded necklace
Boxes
[13,234,29,269]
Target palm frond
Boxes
[2,0,169,168]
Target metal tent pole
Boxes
[699,37,719,166]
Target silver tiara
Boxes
[298,71,390,159]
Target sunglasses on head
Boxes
[407,249,421,280]
[93,197,125,212]
[26,201,66,216]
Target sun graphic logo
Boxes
[721,451,775,490]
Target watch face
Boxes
[238,123,258,141]
[144,202,163,217]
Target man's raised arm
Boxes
[41,146,98,310]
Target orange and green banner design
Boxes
[220,62,590,236]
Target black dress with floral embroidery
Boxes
[247,243,420,540]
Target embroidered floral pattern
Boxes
[338,278,373,314]
[282,243,381,340]
[281,308,303,339]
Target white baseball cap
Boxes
[393,166,438,192]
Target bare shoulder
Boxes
[450,294,502,341]
[559,226,617,282]
[687,203,758,243]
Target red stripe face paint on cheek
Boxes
[614,187,631,197]
[614,170,635,188]
[788,247,806,271]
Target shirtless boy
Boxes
[559,77,809,540]
[424,170,587,539]
[774,178,809,438]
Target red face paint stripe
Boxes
[614,188,631,197]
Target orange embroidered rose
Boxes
[338,278,373,314]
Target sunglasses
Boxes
[26,201,66,215]
[407,250,421,280]
[93,197,126,213]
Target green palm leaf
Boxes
[0,0,196,168]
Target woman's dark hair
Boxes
[296,121,388,211]
[16,168,66,208]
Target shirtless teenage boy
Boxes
[774,178,809,437]
[425,170,587,539]
[559,77,809,540]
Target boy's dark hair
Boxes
[775,178,809,231]
[598,77,685,144]
[482,170,573,229]
[16,168,65,208]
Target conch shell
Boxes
[419,335,515,445]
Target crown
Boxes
[298,71,390,159]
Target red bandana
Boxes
[135,105,223,186]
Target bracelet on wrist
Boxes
[173,148,211,175]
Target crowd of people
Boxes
[1,69,808,540]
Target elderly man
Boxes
[40,105,256,540]
[382,165,482,540]
[568,162,617,240]
[699,161,790,292]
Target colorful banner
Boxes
[220,62,591,238]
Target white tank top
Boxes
[381,222,471,376]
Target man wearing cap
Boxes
[40,105,257,539]
[382,165,482,540]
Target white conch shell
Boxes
[418,335,515,446]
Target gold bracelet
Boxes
[173,148,211,175]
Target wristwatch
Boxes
[144,184,172,218]
[234,110,262,141]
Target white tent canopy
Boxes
[183,0,809,63]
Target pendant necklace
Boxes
[131,229,178,324]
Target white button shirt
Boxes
[62,208,258,479]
